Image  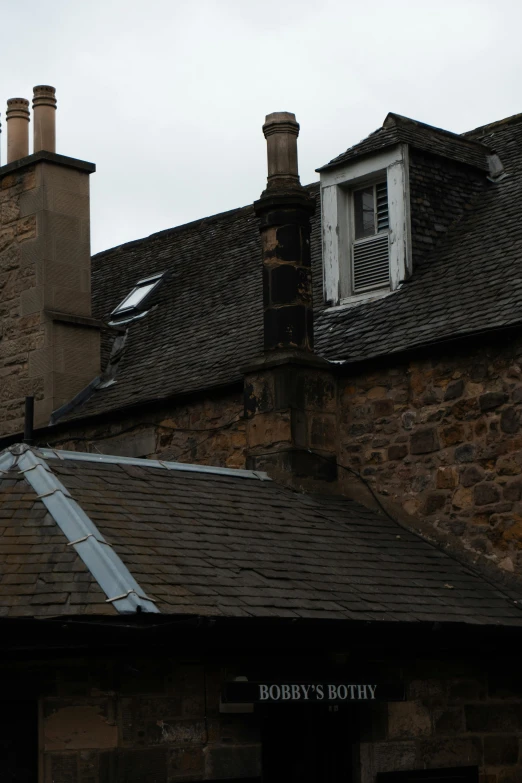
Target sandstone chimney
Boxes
[0,87,99,435]
[6,98,30,163]
[32,85,57,153]
[262,111,301,192]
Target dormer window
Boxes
[319,145,411,307]
[110,272,164,321]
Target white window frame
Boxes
[320,144,411,308]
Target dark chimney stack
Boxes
[244,112,337,490]
[254,112,315,353]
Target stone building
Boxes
[2,87,522,782]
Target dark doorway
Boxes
[0,701,38,783]
[261,704,353,783]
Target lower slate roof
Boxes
[1,445,522,626]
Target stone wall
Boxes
[408,150,485,267]
[0,156,99,434]
[9,647,522,782]
[339,332,522,572]
[48,390,247,469]
[28,655,261,783]
[361,657,522,783]
[0,164,43,436]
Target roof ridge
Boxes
[0,446,159,614]
[93,182,319,262]
[32,446,271,481]
[92,204,254,261]
[385,112,491,151]
[463,111,522,139]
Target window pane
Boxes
[115,281,157,312]
[354,187,375,239]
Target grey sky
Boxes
[2,0,521,254]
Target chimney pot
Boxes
[32,84,57,153]
[6,98,30,163]
[262,111,300,190]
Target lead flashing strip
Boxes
[12,449,159,615]
[38,448,271,481]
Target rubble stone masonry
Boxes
[339,332,522,573]
[46,327,522,574]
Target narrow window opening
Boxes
[351,180,390,295]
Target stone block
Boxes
[434,707,464,734]
[168,746,204,778]
[452,398,479,419]
[424,492,447,514]
[43,700,117,750]
[205,744,261,780]
[474,483,501,506]
[410,427,439,454]
[484,735,519,765]
[466,704,522,732]
[452,486,473,510]
[480,391,509,411]
[389,444,408,461]
[460,465,484,487]
[388,700,431,738]
[418,737,482,768]
[501,407,520,434]
[455,443,476,463]
[437,466,458,488]
[441,423,465,446]
[359,740,417,783]
[116,748,167,783]
[444,379,465,400]
[504,480,522,502]
[374,399,394,417]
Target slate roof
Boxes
[318,112,493,172]
[56,112,522,422]
[315,113,522,362]
[1,446,522,625]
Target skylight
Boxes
[111,272,164,319]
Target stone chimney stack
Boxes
[32,85,57,153]
[244,113,338,490]
[0,86,100,435]
[6,98,30,163]
[255,112,315,352]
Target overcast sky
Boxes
[1,0,521,254]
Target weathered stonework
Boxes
[6,647,522,782]
[0,155,100,432]
[49,391,247,469]
[0,165,44,436]
[338,333,522,572]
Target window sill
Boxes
[324,289,392,313]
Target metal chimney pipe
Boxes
[33,85,57,153]
[6,98,30,163]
